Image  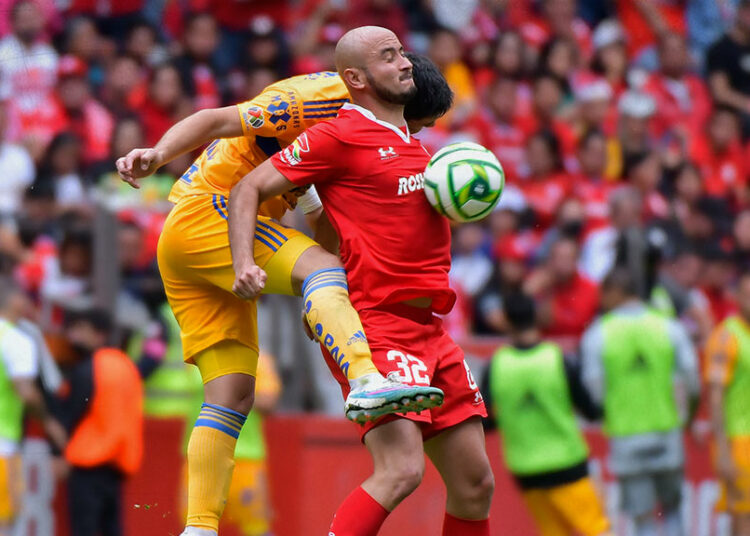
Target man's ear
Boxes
[343,67,366,91]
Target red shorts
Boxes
[323,303,487,441]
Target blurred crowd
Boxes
[0,0,748,357]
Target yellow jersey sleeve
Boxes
[171,72,349,213]
[705,325,739,386]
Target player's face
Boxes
[363,37,416,105]
[406,116,437,134]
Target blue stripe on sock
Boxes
[306,271,347,284]
[304,273,348,290]
[199,409,243,431]
[202,403,247,425]
[302,268,347,293]
[256,220,288,241]
[303,281,349,301]
[255,225,284,247]
[194,418,240,439]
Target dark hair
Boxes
[64,308,113,335]
[60,226,92,254]
[503,292,537,330]
[578,128,606,151]
[601,267,639,297]
[622,150,656,179]
[529,128,564,172]
[404,52,454,122]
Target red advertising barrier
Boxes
[38,414,724,536]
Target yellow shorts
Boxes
[158,193,317,374]
[521,476,610,536]
[716,436,750,514]
[0,454,21,526]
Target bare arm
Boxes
[310,209,340,255]
[116,106,242,188]
[709,72,750,115]
[229,159,297,299]
[12,378,67,450]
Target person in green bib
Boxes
[581,268,700,536]
[484,292,611,536]
[0,279,66,535]
[704,271,750,535]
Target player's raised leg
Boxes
[280,243,444,421]
[424,417,494,535]
[329,419,425,536]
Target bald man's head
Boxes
[334,26,416,106]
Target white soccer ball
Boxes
[424,141,505,223]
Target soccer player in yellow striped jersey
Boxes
[116,54,453,536]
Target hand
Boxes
[301,308,316,341]
[116,148,164,188]
[232,263,267,299]
[43,416,68,452]
[51,456,71,481]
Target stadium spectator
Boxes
[57,308,143,536]
[484,292,610,536]
[0,0,59,158]
[707,0,750,138]
[690,105,747,202]
[450,223,493,299]
[33,132,89,217]
[589,19,629,97]
[643,32,711,148]
[704,270,750,536]
[53,55,114,165]
[581,268,699,536]
[524,236,599,338]
[139,62,193,146]
[573,129,616,232]
[0,277,66,536]
[612,90,656,180]
[175,12,222,111]
[99,54,147,117]
[429,27,477,127]
[0,99,35,227]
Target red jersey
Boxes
[465,110,526,181]
[270,103,456,313]
[691,136,746,198]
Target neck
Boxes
[512,328,540,348]
[350,95,406,127]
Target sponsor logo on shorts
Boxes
[474,391,484,405]
[280,133,310,166]
[397,173,425,196]
[243,105,265,129]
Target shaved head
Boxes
[335,26,396,73]
[334,26,416,106]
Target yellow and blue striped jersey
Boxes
[168,72,350,220]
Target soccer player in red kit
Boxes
[228,26,494,536]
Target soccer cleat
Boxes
[345,372,444,423]
[180,527,217,536]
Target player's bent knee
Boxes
[203,373,256,415]
[387,463,424,503]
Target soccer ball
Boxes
[424,141,505,222]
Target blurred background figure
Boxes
[56,308,143,536]
[0,277,65,536]
[581,269,700,536]
[705,271,750,536]
[484,292,610,536]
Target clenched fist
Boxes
[233,263,267,299]
[116,148,164,188]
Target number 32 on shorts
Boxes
[386,350,430,385]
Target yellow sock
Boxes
[302,268,380,380]
[186,403,246,531]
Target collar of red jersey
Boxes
[340,102,411,144]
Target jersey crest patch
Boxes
[243,105,265,129]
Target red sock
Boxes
[442,513,490,536]
[329,486,390,536]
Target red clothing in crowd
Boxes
[520,16,592,60]
[691,136,747,199]
[617,0,686,58]
[518,173,572,228]
[701,286,737,325]
[465,111,526,181]
[52,98,114,164]
[543,272,600,338]
[517,114,578,162]
[643,72,711,145]
[573,175,618,232]
[65,0,143,16]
